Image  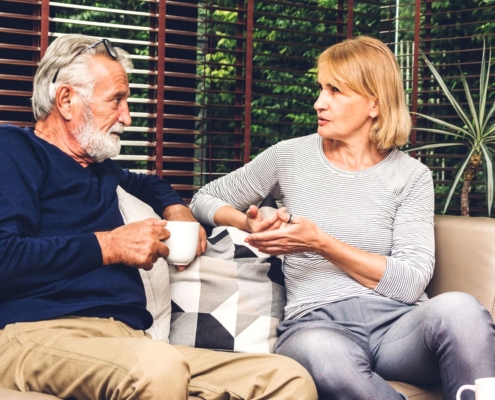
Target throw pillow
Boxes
[116,186,171,341]
[168,196,286,353]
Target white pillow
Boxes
[116,186,171,341]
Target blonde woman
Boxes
[190,36,495,399]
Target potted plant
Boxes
[405,41,495,216]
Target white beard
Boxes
[73,107,123,163]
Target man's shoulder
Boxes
[0,124,34,140]
[0,124,41,150]
[0,125,39,154]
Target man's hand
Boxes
[163,204,207,262]
[95,219,170,270]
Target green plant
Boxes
[406,40,495,216]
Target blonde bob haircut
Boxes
[317,36,411,152]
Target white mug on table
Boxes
[163,221,200,266]
[457,377,495,399]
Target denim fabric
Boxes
[275,292,495,400]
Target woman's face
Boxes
[314,72,378,143]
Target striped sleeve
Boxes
[374,166,435,303]
[190,144,282,226]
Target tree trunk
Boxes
[460,152,483,217]
[460,179,471,216]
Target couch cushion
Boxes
[117,186,171,341]
[168,197,285,353]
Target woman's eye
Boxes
[331,86,340,93]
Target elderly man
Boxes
[0,34,317,400]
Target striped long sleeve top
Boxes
[190,134,435,320]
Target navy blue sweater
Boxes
[0,125,184,330]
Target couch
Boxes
[2,214,495,400]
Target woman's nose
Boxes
[314,92,327,111]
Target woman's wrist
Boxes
[312,228,334,256]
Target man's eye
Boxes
[331,86,340,93]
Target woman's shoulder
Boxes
[390,149,430,172]
[272,133,320,156]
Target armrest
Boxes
[426,215,495,321]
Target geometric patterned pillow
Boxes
[168,197,285,353]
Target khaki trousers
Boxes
[0,317,317,400]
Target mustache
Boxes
[108,123,125,135]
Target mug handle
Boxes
[456,385,476,400]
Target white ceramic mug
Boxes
[457,377,495,400]
[163,221,200,265]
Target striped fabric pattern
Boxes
[190,134,435,321]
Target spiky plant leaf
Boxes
[403,142,465,153]
[483,98,495,132]
[481,144,495,216]
[459,69,480,137]
[412,127,466,140]
[413,112,474,139]
[479,41,490,126]
[421,54,475,134]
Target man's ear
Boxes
[55,85,77,121]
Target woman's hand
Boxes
[245,205,284,233]
[244,209,322,255]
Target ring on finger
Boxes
[287,213,293,224]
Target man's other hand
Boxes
[95,219,170,270]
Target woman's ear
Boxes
[55,85,76,121]
[369,99,380,119]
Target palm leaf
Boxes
[479,41,490,127]
[413,112,474,138]
[412,127,466,140]
[421,53,475,134]
[403,142,465,153]
[484,121,495,138]
[483,101,495,133]
[442,148,476,214]
[459,68,480,137]
[481,144,495,216]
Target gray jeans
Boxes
[275,292,495,400]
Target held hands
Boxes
[245,204,283,233]
[244,208,321,255]
[95,218,171,270]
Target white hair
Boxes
[32,34,133,121]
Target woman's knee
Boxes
[424,292,495,350]
[275,326,370,383]
[427,292,491,326]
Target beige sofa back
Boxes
[427,215,495,321]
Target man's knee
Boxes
[119,339,190,398]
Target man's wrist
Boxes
[163,203,195,221]
[94,231,118,265]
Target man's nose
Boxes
[119,100,132,126]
